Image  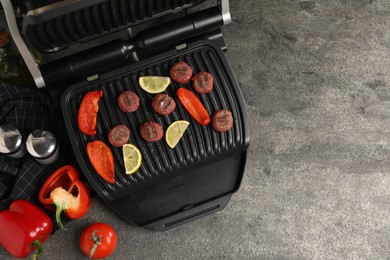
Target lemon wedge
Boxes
[122,144,142,174]
[139,76,171,94]
[165,120,190,148]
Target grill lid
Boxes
[61,39,249,201]
[21,0,207,53]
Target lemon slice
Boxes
[139,76,171,94]
[122,144,142,174]
[166,120,190,148]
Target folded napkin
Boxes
[0,81,75,211]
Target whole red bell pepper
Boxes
[177,87,210,126]
[39,165,91,229]
[86,140,115,184]
[78,90,103,135]
[0,199,53,259]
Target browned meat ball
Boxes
[192,72,214,93]
[108,125,130,147]
[169,61,193,84]
[152,94,176,116]
[140,121,163,142]
[118,90,140,112]
[212,109,233,132]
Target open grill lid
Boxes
[17,0,207,53]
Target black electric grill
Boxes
[3,0,250,230]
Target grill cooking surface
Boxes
[62,40,249,201]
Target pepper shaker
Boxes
[26,129,60,165]
[0,124,26,158]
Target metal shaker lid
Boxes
[26,129,57,158]
[0,124,23,154]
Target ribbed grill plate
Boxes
[61,40,249,201]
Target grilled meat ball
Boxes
[192,72,214,93]
[212,109,233,132]
[170,61,193,84]
[118,90,140,112]
[108,125,130,147]
[140,121,163,142]
[152,94,176,116]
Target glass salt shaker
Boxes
[26,129,60,165]
[0,124,26,158]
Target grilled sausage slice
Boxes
[152,94,176,116]
[140,121,163,142]
[192,72,214,93]
[118,90,140,112]
[212,109,233,132]
[170,61,193,84]
[108,125,130,147]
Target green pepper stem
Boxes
[55,205,66,230]
[31,240,43,260]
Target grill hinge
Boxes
[0,0,45,87]
[218,0,231,25]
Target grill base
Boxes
[105,152,246,230]
[147,195,232,230]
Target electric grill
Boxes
[1,0,250,230]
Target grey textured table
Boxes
[2,0,390,259]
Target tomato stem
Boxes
[89,230,102,258]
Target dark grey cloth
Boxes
[0,81,75,211]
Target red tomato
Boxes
[80,222,117,259]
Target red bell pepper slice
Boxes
[39,165,91,229]
[177,87,210,126]
[78,90,103,135]
[87,140,115,184]
[0,199,53,259]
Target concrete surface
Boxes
[2,0,390,259]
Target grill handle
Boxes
[41,40,135,86]
[40,7,223,87]
[137,6,224,51]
